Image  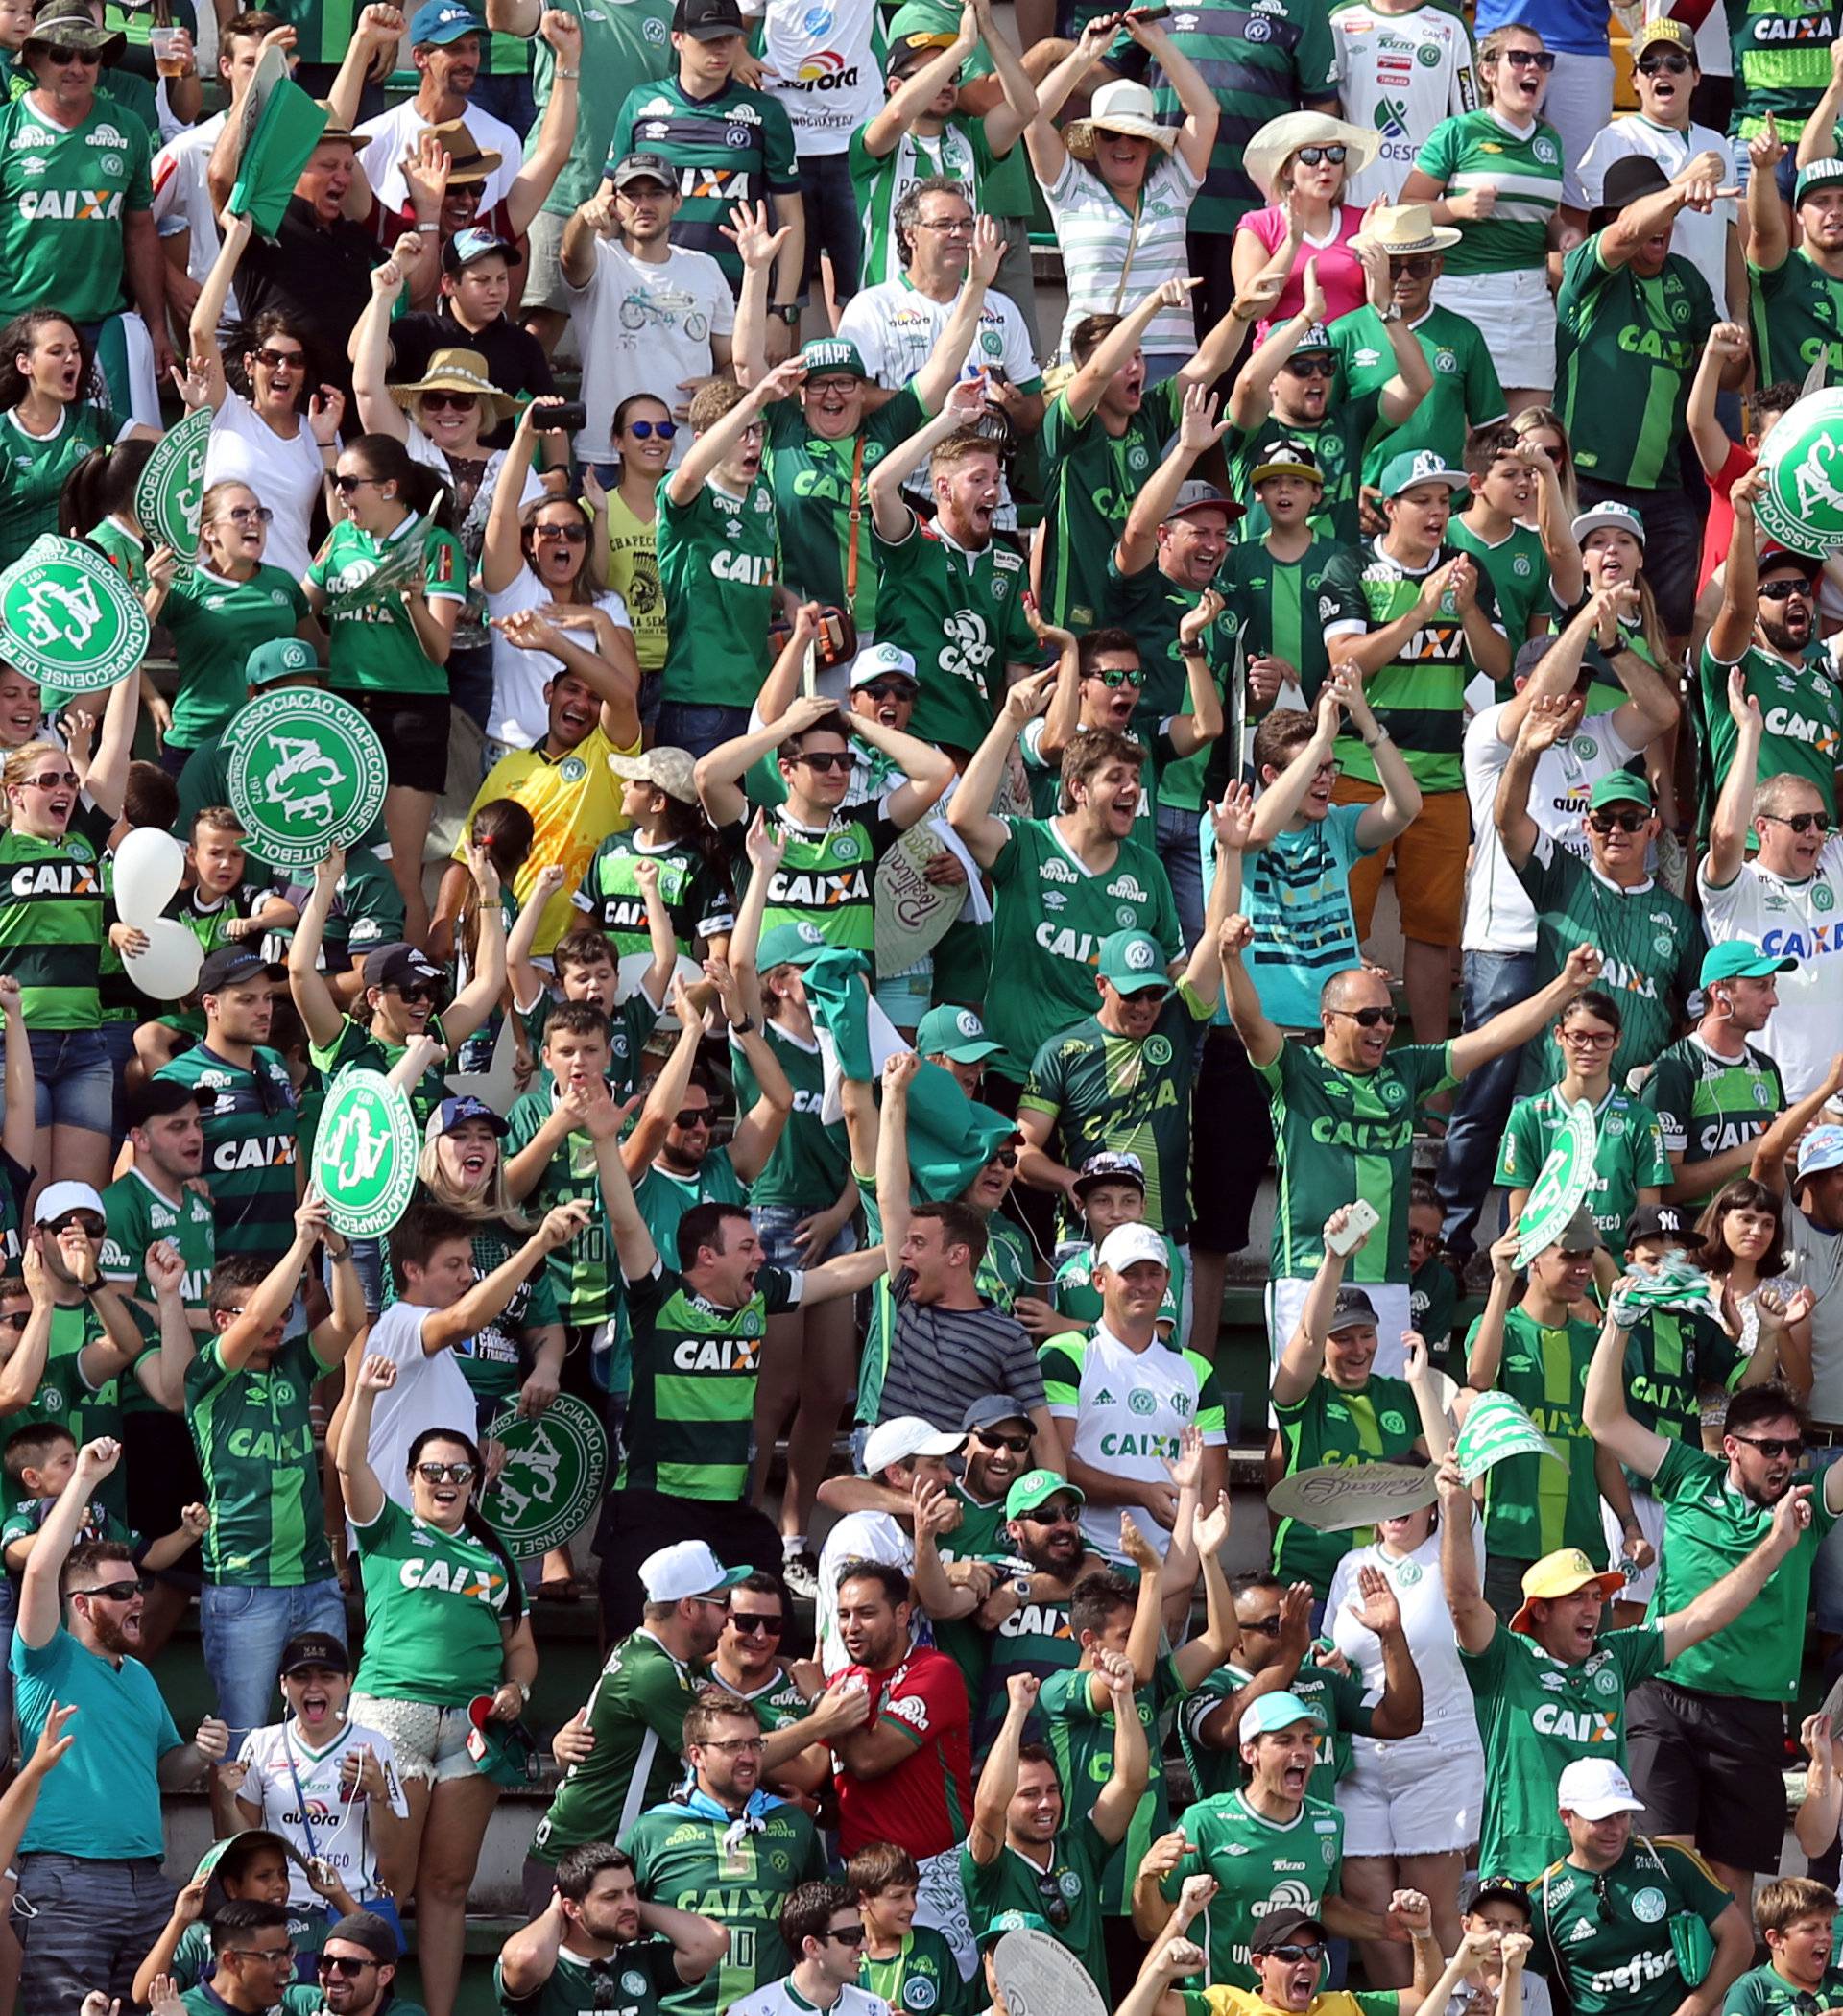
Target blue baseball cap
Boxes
[429,1094,508,1140]
[1800,1124,1843,1179]
[410,0,485,42]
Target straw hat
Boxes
[1063,79,1175,161]
[1243,110,1379,199]
[1360,201,1462,255]
[389,348,518,429]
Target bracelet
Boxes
[558,65,578,75]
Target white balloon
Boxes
[113,827,187,928]
[125,920,204,1000]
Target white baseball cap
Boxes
[637,1541,749,1605]
[1095,1223,1170,1274]
[862,1416,965,1476]
[1556,1758,1643,1820]
[33,1180,107,1227]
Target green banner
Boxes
[135,406,213,559]
[1514,1098,1598,1268]
[1758,387,1843,557]
[1453,1389,1562,1485]
[480,1395,609,1557]
[229,50,331,241]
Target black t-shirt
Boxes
[390,306,556,448]
[238,198,384,396]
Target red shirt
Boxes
[834,1645,972,1860]
[1700,438,1754,596]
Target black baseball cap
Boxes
[1624,1203,1705,1252]
[199,946,284,995]
[672,0,744,38]
[1327,1285,1379,1333]
[1251,1910,1328,1955]
[126,1078,205,1130]
[279,1631,351,1676]
[1465,1877,1531,1920]
[361,943,444,993]
[324,1910,399,1963]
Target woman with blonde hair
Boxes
[1231,109,1381,340]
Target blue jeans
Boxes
[656,700,750,759]
[0,1025,114,1136]
[200,1578,347,1749]
[99,1017,135,1140]
[1156,801,1207,948]
[800,150,862,299]
[1433,947,1538,1256]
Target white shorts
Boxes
[1603,1487,1667,1608]
[347,1692,480,1786]
[1337,1714,1487,1857]
[1431,266,1556,394]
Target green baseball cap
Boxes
[800,336,869,379]
[1005,1469,1085,1521]
[1798,157,1843,204]
[1378,448,1467,499]
[978,1911,1052,1950]
[886,0,957,63]
[194,1830,303,1885]
[757,921,832,971]
[246,637,322,688]
[916,1003,1003,1063]
[1587,772,1653,811]
[1097,928,1171,996]
[1700,938,1797,986]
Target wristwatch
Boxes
[1378,303,1403,324]
[730,1014,759,1036]
[771,304,802,325]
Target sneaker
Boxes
[782,1549,821,1601]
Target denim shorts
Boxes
[754,1203,858,1270]
[6,1026,115,1136]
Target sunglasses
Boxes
[673,1108,712,1130]
[48,1212,107,1237]
[1033,1874,1073,1929]
[1023,1501,1080,1524]
[728,1613,783,1636]
[332,473,382,493]
[1637,51,1690,73]
[221,505,275,525]
[858,679,916,702]
[1265,1944,1326,1965]
[392,984,438,1005]
[22,771,77,791]
[1242,1614,1282,1634]
[317,1957,377,1979]
[43,42,101,61]
[1333,1005,1398,1028]
[626,419,678,440]
[1282,357,1335,378]
[416,1460,476,1484]
[421,389,479,412]
[253,347,304,371]
[1588,809,1648,833]
[1090,666,1146,688]
[74,1578,145,1602]
[1293,144,1347,165]
[976,1429,1032,1453]
[1762,810,1831,834]
[1730,1432,1804,1458]
[1759,576,1814,601]
[826,1925,868,1947]
[990,1148,1019,1169]
[797,751,853,773]
[1389,255,1437,276]
[1499,47,1556,69]
[535,521,588,543]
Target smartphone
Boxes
[1326,1197,1381,1257]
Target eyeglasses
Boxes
[1559,1026,1616,1047]
[1731,1432,1805,1458]
[701,1734,767,1754]
[221,505,274,525]
[672,1108,712,1130]
[1498,47,1556,69]
[826,1924,868,1947]
[728,1613,783,1636]
[1761,811,1832,834]
[916,215,973,233]
[416,1460,476,1484]
[1588,809,1648,833]
[1282,357,1335,378]
[797,751,853,773]
[421,390,479,412]
[43,42,102,61]
[976,1429,1032,1453]
[1023,1501,1080,1524]
[1242,1613,1282,1635]
[1333,1005,1398,1028]
[535,521,588,543]
[332,473,382,493]
[1089,666,1146,688]
[1292,144,1348,166]
[48,1211,107,1237]
[317,1957,377,1979]
[1389,255,1437,276]
[22,771,77,791]
[626,420,678,441]
[1759,577,1815,601]
[1033,1873,1072,1929]
[253,347,304,371]
[1265,1944,1326,1965]
[74,1578,145,1602]
[1637,51,1690,73]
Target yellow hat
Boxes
[1510,1548,1625,1636]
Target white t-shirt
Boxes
[1042,1322,1227,1561]
[1331,0,1478,207]
[732,1985,892,2016]
[152,110,236,313]
[569,238,735,465]
[1042,150,1202,360]
[1783,1202,1843,1424]
[1461,702,1641,954]
[816,1509,912,1674]
[363,1300,479,1513]
[203,396,326,584]
[1700,838,1843,1101]
[1326,1527,1485,1731]
[356,95,524,217]
[484,567,632,749]
[745,0,880,153]
[233,1716,411,1909]
[1577,116,1735,312]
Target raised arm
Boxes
[1706,660,1762,892]
[1117,380,1233,576]
[503,12,582,235]
[847,708,955,828]
[1751,1053,1843,1190]
[1023,14,1113,181]
[440,841,509,1045]
[1226,265,1327,432]
[969,0,1038,153]
[18,1438,124,1649]
[483,396,563,593]
[287,846,351,1050]
[1088,1650,1151,1845]
[1687,323,1749,479]
[1123,12,1217,176]
[695,685,836,829]
[1746,120,1790,271]
[1661,1481,1817,1659]
[912,216,1005,412]
[421,1202,592,1352]
[1582,1296,1669,1479]
[968,1672,1037,1861]
[336,1354,395,1525]
[1216,911,1285,1068]
[349,249,416,440]
[867,377,988,540]
[1448,944,1601,1081]
[1492,692,1571,872]
[1061,278,1200,424]
[666,357,804,508]
[1708,465,1764,669]
[861,7,977,158]
[874,1049,919,1269]
[1435,1456,1495,1654]
[1271,1216,1355,1405]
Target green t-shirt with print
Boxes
[306,517,467,697]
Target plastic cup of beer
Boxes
[150,25,186,75]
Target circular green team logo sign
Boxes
[134,406,212,558]
[480,1394,610,1556]
[1758,388,1843,554]
[0,535,148,692]
[312,1069,419,1239]
[226,689,389,869]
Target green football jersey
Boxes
[0,402,125,571]
[1227,397,1386,547]
[1041,1656,1184,1917]
[1178,1658,1367,1807]
[972,1579,1082,1759]
[309,1012,451,1130]
[1639,1032,1783,1206]
[1320,535,1501,793]
[100,1167,216,1311]
[504,1088,625,1330]
[162,564,310,750]
[634,1149,750,1279]
[532,0,675,220]
[1750,247,1843,388]
[1528,1836,1733,2016]
[984,818,1182,1081]
[1512,839,1701,1095]
[1099,561,1238,813]
[731,1023,850,1211]
[1160,1789,1345,1987]
[1723,1962,1843,2016]
[1558,237,1717,494]
[850,118,994,286]
[1273,1375,1422,1595]
[1719,0,1843,139]
[657,475,780,710]
[574,830,734,962]
[307,517,466,697]
[961,1815,1110,1991]
[1332,303,1505,486]
[534,1629,700,1863]
[1461,1619,1666,1880]
[0,828,105,1030]
[861,1928,969,2016]
[622,1797,826,2016]
[704,1661,809,1734]
[620,1260,799,1500]
[1018,986,1211,1236]
[1618,1304,1742,1455]
[0,1302,151,1520]
[496,1935,680,2016]
[0,94,151,324]
[1468,1305,1606,1566]
[352,1496,520,1707]
[1260,1038,1456,1284]
[1496,1086,1670,1240]
[155,1044,301,1264]
[1410,1254,1458,1354]
[1699,636,1843,824]
[184,1333,339,1588]
[1217,533,1350,704]
[1413,110,1566,276]
[1040,379,1186,633]
[1448,517,1549,656]
[750,803,899,954]
[764,390,923,636]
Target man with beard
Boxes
[1588,1328,1840,1917]
[1702,476,1839,822]
[13,1437,229,2016]
[499,1841,729,2016]
[1701,656,1843,1101]
[315,1911,428,2016]
[622,1689,827,2014]
[356,0,526,216]
[1745,125,1843,389]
